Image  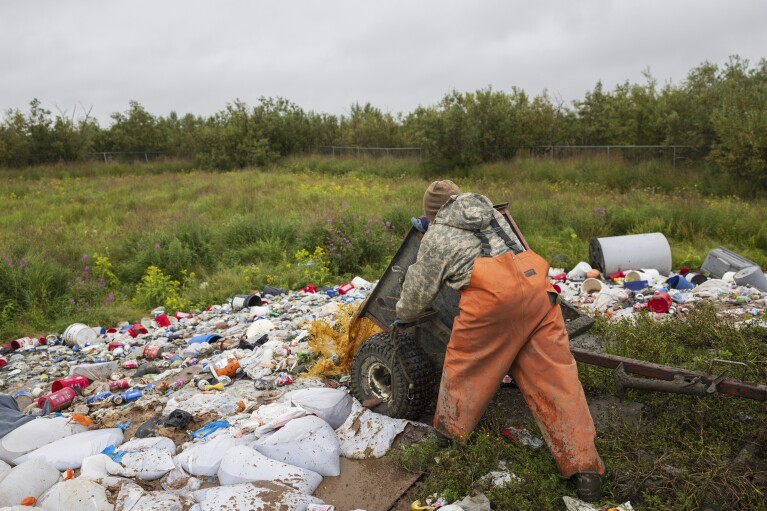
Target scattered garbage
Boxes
[563,495,635,510]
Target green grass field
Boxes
[2,155,766,338]
[2,155,767,509]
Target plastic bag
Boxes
[121,449,176,481]
[242,403,306,437]
[192,482,324,511]
[280,388,353,429]
[254,415,341,476]
[37,478,111,511]
[0,417,88,463]
[80,454,136,481]
[0,459,61,507]
[335,399,411,459]
[13,428,124,470]
[68,361,118,381]
[217,445,323,494]
[245,319,275,340]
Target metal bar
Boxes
[572,348,767,401]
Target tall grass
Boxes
[1,155,766,337]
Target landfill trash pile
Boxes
[550,246,767,327]
[0,277,430,511]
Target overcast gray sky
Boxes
[2,1,765,124]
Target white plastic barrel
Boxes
[62,323,98,347]
[589,233,672,276]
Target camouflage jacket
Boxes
[396,193,523,322]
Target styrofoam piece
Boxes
[567,261,592,281]
[176,433,248,477]
[734,266,767,292]
[217,445,323,494]
[13,428,124,471]
[37,478,112,511]
[192,482,324,511]
[335,399,411,459]
[589,233,672,276]
[0,417,88,463]
[0,459,61,507]
[280,388,353,430]
[254,415,341,476]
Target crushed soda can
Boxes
[108,379,132,391]
[123,360,138,369]
[500,425,544,449]
[276,372,293,386]
[86,391,113,405]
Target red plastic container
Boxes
[108,342,125,351]
[174,311,193,320]
[0,356,7,369]
[37,387,77,411]
[647,292,672,314]
[128,323,149,338]
[11,337,35,350]
[51,374,90,393]
[154,313,171,327]
[338,283,355,295]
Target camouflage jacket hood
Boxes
[396,193,523,322]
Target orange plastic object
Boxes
[211,356,240,378]
[70,413,93,427]
[20,496,37,506]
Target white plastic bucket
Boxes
[589,233,672,276]
[62,323,98,348]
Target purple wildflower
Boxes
[105,292,115,304]
[68,298,76,305]
[155,243,161,250]
[19,257,27,269]
[82,254,89,262]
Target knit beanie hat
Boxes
[423,180,461,221]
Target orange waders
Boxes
[433,240,605,478]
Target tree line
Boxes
[1,56,766,181]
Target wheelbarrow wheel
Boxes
[350,331,433,420]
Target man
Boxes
[396,180,605,502]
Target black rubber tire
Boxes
[350,331,433,420]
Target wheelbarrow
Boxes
[349,203,593,419]
[349,204,767,420]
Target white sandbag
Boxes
[37,479,112,511]
[217,445,322,495]
[0,459,61,507]
[336,399,410,459]
[240,403,306,438]
[115,483,193,511]
[13,429,123,471]
[254,416,341,476]
[176,432,245,477]
[280,388,353,429]
[192,482,324,511]
[121,449,175,481]
[0,417,88,463]
[80,454,136,481]
[0,459,11,484]
[119,437,176,456]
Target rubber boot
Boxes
[575,472,602,502]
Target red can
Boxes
[108,379,132,391]
[174,311,193,320]
[51,374,90,393]
[338,283,355,295]
[143,344,163,360]
[37,387,77,411]
[108,342,125,351]
[648,292,672,314]
[123,360,138,369]
[0,356,7,369]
